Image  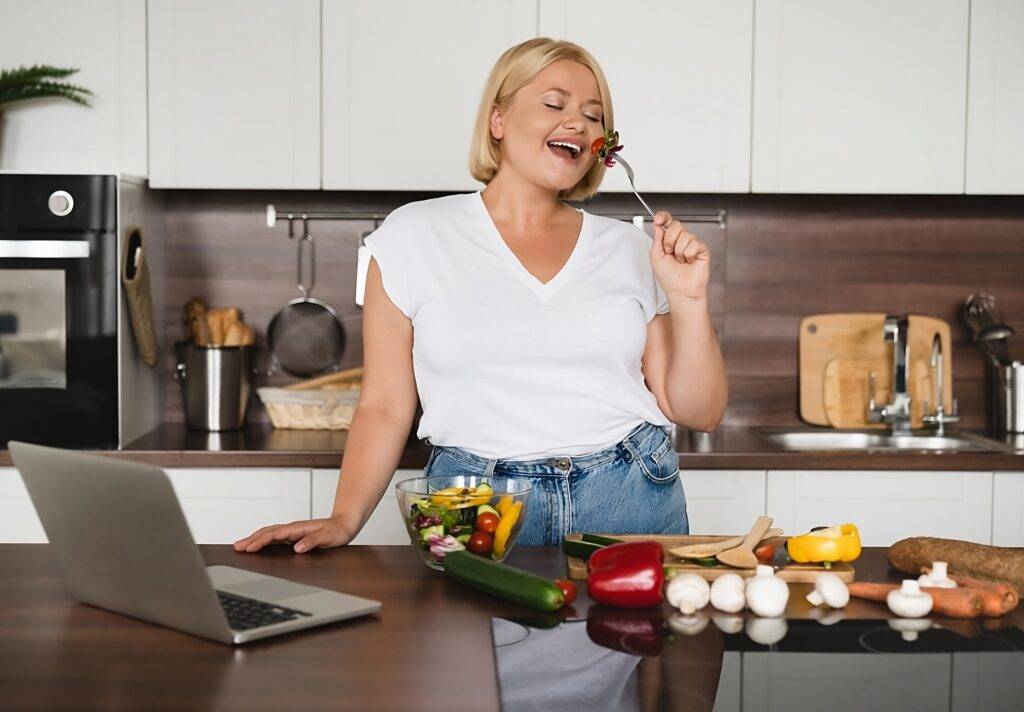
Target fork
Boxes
[608,152,657,221]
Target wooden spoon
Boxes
[669,528,783,560]
[716,516,774,569]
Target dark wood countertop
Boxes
[1,545,1020,711]
[2,422,1024,470]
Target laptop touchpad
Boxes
[228,578,322,602]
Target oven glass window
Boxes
[0,270,67,389]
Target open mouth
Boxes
[546,140,582,163]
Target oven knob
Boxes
[48,190,74,217]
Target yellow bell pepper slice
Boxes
[496,495,513,517]
[430,484,494,509]
[491,501,522,559]
[787,523,861,566]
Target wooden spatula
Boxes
[716,516,774,569]
[668,528,783,560]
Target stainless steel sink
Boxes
[752,427,1011,453]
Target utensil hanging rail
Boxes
[266,204,727,231]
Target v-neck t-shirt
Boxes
[362,190,671,460]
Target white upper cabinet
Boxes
[966,0,1024,194]
[539,0,753,193]
[321,0,537,191]
[0,0,147,176]
[752,0,970,194]
[147,0,321,188]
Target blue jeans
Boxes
[423,421,688,546]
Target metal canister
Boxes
[990,361,1024,434]
[173,341,255,431]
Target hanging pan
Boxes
[267,217,346,377]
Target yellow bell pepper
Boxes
[492,501,522,559]
[786,523,861,567]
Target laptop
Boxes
[9,441,381,645]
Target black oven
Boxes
[0,174,119,448]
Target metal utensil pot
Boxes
[174,341,255,431]
[989,361,1024,434]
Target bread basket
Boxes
[258,367,362,430]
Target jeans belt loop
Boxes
[483,458,498,478]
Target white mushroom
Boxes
[668,611,709,636]
[710,573,746,613]
[666,573,711,614]
[809,607,845,626]
[712,614,745,635]
[746,616,788,645]
[887,618,933,642]
[805,572,850,608]
[886,580,934,618]
[918,561,957,589]
[745,565,790,618]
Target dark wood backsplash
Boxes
[160,190,1024,429]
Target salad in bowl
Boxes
[395,475,532,570]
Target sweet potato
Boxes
[888,537,1024,593]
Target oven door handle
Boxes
[0,240,91,259]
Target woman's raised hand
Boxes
[233,516,354,554]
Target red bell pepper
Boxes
[586,606,666,656]
[586,541,664,609]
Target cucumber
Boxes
[581,534,623,547]
[443,550,564,612]
[561,538,605,561]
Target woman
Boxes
[234,38,727,553]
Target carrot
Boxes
[847,582,984,618]
[947,575,1019,616]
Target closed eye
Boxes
[544,104,600,122]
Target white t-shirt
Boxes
[363,189,672,460]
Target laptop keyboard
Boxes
[217,590,313,631]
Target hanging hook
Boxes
[296,216,315,298]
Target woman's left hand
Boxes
[651,210,710,303]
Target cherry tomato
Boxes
[754,543,775,565]
[554,579,577,606]
[467,530,493,556]
[590,137,604,155]
[475,512,500,534]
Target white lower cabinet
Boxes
[164,468,311,545]
[681,470,766,535]
[766,470,993,546]
[0,467,46,543]
[740,652,951,711]
[312,469,420,545]
[992,472,1024,546]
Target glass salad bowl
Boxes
[395,475,532,571]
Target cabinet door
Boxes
[741,652,951,712]
[539,0,753,192]
[322,0,537,190]
[0,467,46,543]
[681,470,765,535]
[147,0,320,188]
[965,0,1024,194]
[766,470,992,546]
[312,468,418,545]
[165,469,311,545]
[0,0,146,175]
[992,472,1024,546]
[752,0,969,193]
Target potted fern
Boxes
[0,65,93,157]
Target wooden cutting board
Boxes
[799,313,952,426]
[564,534,854,583]
[823,357,933,429]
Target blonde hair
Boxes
[468,37,614,203]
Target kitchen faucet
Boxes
[867,315,913,433]
[921,332,959,436]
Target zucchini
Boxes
[581,534,623,546]
[443,550,564,612]
[561,538,605,561]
